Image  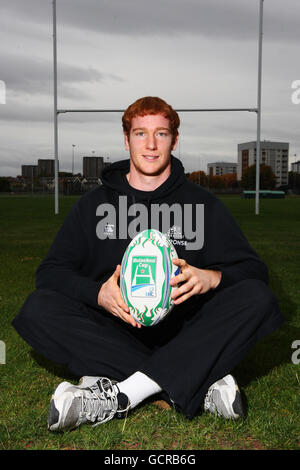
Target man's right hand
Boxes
[97,265,141,328]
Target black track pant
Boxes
[12,279,284,418]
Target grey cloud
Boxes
[0,155,23,169]
[2,0,300,42]
[0,102,52,122]
[1,52,124,98]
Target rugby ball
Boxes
[120,229,180,327]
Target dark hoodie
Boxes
[36,156,268,309]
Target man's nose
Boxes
[146,133,157,149]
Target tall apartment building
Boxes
[291,161,300,174]
[21,165,38,178]
[237,141,289,187]
[37,159,56,177]
[207,162,237,176]
[83,156,104,178]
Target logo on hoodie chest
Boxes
[96,195,204,251]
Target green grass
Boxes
[0,194,299,450]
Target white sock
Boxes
[117,371,162,409]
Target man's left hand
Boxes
[170,258,221,305]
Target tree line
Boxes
[188,164,300,192]
[1,164,300,193]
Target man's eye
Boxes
[157,132,167,137]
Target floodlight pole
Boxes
[72,144,76,175]
[53,0,59,214]
[256,0,264,215]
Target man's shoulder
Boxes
[70,186,112,219]
[76,185,109,206]
[183,179,221,205]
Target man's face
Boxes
[124,114,178,177]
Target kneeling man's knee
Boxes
[238,279,277,316]
[13,288,57,327]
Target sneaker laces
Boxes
[204,388,216,414]
[79,377,120,427]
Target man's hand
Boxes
[98,265,141,328]
[170,258,221,305]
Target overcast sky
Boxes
[0,0,299,177]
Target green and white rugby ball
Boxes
[120,229,180,327]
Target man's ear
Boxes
[172,134,179,151]
[124,132,130,151]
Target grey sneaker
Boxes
[48,377,130,432]
[204,374,244,419]
[78,376,110,388]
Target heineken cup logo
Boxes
[131,257,157,298]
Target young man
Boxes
[12,97,284,431]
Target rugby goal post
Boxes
[52,0,264,215]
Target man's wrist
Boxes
[97,285,103,306]
[210,270,222,290]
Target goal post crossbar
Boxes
[57,108,258,114]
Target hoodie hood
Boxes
[101,155,187,202]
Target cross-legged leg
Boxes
[12,280,284,427]
[12,288,153,380]
[139,279,284,418]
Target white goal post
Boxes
[52,0,264,215]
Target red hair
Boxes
[122,96,180,143]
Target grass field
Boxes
[0,194,299,450]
